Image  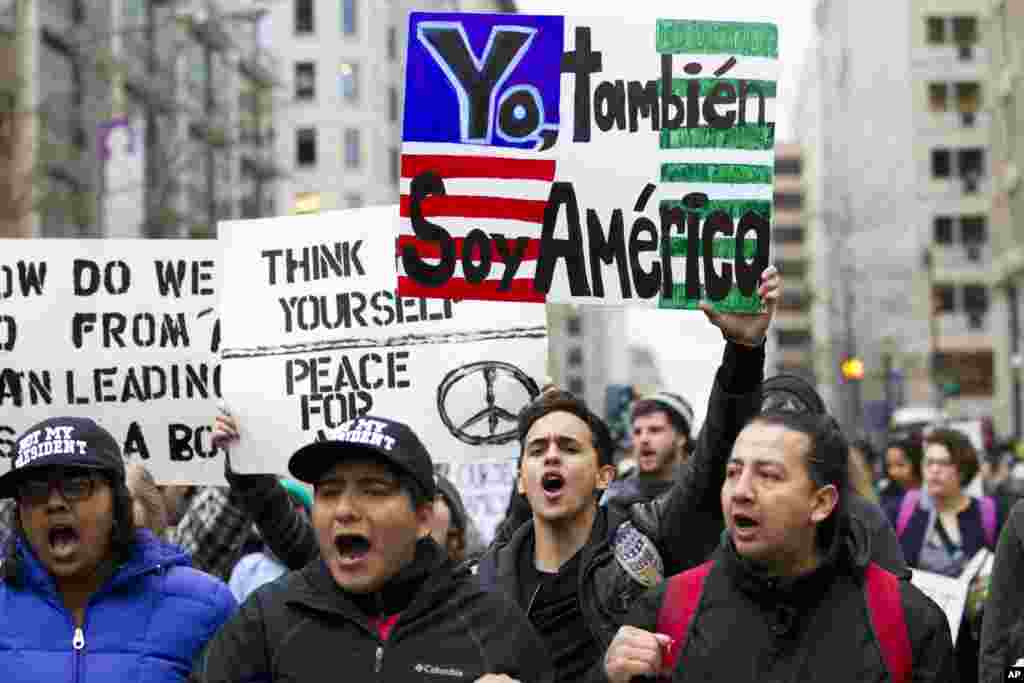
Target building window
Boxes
[952,17,978,45]
[297,127,317,166]
[567,315,582,335]
[926,17,945,44]
[389,146,399,185]
[72,0,85,23]
[928,83,948,112]
[774,193,803,209]
[568,376,585,395]
[295,61,316,100]
[964,285,989,314]
[344,128,361,169]
[387,26,398,61]
[931,148,951,178]
[345,193,363,208]
[956,82,981,114]
[933,216,954,244]
[933,284,956,313]
[294,191,321,214]
[774,157,802,176]
[961,215,987,244]
[389,86,398,123]
[340,62,359,102]
[776,259,807,279]
[342,0,357,36]
[773,226,805,244]
[959,148,984,183]
[776,329,812,348]
[295,0,314,35]
[567,347,583,367]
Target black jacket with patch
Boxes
[195,539,553,683]
[617,513,956,683]
[476,342,764,655]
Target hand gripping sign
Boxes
[397,13,779,313]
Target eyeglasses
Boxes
[15,471,102,507]
[923,457,956,470]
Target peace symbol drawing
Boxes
[437,361,540,446]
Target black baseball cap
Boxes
[0,417,125,499]
[289,416,437,500]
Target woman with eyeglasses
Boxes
[0,417,236,682]
[887,427,1003,683]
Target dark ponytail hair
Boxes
[2,471,137,586]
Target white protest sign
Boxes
[0,240,224,484]
[910,549,992,643]
[218,206,548,542]
[397,14,778,313]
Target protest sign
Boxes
[910,549,992,643]
[396,13,778,312]
[218,206,548,541]
[0,240,224,484]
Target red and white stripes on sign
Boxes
[396,145,556,303]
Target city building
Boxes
[801,0,995,435]
[768,143,815,384]
[988,0,1024,439]
[265,0,515,217]
[0,0,282,239]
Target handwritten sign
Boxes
[396,13,778,312]
[218,207,548,541]
[0,240,223,484]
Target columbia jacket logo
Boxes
[413,663,464,678]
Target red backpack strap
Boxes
[864,563,912,683]
[655,560,713,674]
[979,495,997,547]
[895,489,921,538]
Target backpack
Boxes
[655,560,911,683]
[895,489,997,547]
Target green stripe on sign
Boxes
[658,284,763,313]
[661,163,773,184]
[657,79,778,98]
[660,199,772,220]
[670,237,757,259]
[659,125,775,151]
[656,20,779,58]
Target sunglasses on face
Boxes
[15,470,103,507]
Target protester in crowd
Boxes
[758,373,909,577]
[228,479,312,604]
[602,411,955,683]
[125,462,170,538]
[880,437,924,512]
[889,427,1003,683]
[0,496,14,550]
[980,499,1024,682]
[160,484,194,528]
[601,391,696,507]
[0,417,236,682]
[848,438,880,503]
[980,440,1024,514]
[166,484,258,582]
[850,436,880,478]
[432,474,470,564]
[194,416,553,683]
[470,267,780,683]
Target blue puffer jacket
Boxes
[0,529,236,682]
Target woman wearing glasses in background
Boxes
[0,417,236,682]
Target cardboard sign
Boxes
[218,207,548,542]
[0,240,224,484]
[397,13,778,312]
[910,549,992,643]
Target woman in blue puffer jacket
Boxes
[0,416,236,682]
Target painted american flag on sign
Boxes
[396,144,554,303]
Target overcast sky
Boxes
[514,0,817,422]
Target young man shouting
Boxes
[195,416,552,683]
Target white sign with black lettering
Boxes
[0,240,223,484]
[218,206,548,541]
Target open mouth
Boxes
[334,533,371,562]
[541,473,565,493]
[48,524,80,557]
[732,514,759,530]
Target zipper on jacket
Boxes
[374,644,384,674]
[72,626,85,683]
[526,584,543,616]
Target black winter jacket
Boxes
[475,341,765,654]
[194,539,553,683]
[617,514,956,682]
[980,499,1024,683]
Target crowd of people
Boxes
[2,266,1023,681]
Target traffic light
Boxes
[841,357,865,381]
